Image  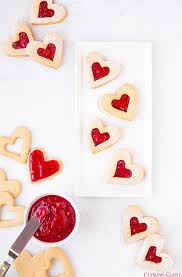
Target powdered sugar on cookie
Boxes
[88,118,121,154]
[27,32,64,69]
[30,0,67,25]
[107,149,144,185]
[136,234,174,271]
[123,205,159,243]
[86,52,120,88]
[99,83,137,121]
[3,22,34,57]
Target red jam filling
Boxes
[28,195,76,243]
[38,1,55,18]
[111,94,130,112]
[130,217,147,236]
[37,43,56,61]
[91,62,110,81]
[12,32,29,49]
[29,149,60,182]
[113,160,132,178]
[91,128,110,146]
[35,206,50,223]
[145,246,162,264]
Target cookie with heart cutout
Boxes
[30,0,67,25]
[0,191,25,228]
[3,22,34,57]
[0,127,31,164]
[107,149,144,185]
[88,118,121,154]
[0,169,21,198]
[29,148,63,183]
[136,234,174,272]
[123,205,159,243]
[15,247,74,277]
[86,52,121,88]
[27,32,64,69]
[99,83,137,121]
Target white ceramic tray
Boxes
[75,42,152,197]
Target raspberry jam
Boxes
[145,246,162,264]
[38,1,55,18]
[91,128,110,146]
[113,160,132,178]
[130,217,147,236]
[35,206,50,223]
[29,149,60,182]
[92,62,110,81]
[111,94,130,112]
[12,32,29,49]
[28,195,76,243]
[37,43,56,61]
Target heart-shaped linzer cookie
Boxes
[123,205,159,243]
[45,247,74,277]
[88,118,120,154]
[0,169,21,198]
[0,127,31,163]
[99,83,137,121]
[107,149,144,185]
[29,149,62,182]
[27,32,64,69]
[137,234,174,271]
[30,0,67,25]
[0,191,25,228]
[3,22,34,57]
[86,52,121,88]
[15,247,74,277]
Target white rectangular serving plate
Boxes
[75,42,152,197]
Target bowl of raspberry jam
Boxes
[25,194,79,246]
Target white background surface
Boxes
[75,42,152,197]
[0,0,182,276]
